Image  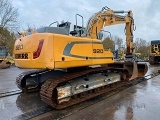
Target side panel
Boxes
[92,41,114,65]
[14,33,114,69]
[53,35,93,68]
[53,35,114,69]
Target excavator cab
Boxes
[48,20,84,36]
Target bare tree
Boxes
[113,36,123,48]
[0,0,18,30]
[102,37,114,51]
[135,38,150,58]
[102,35,124,51]
[0,0,18,54]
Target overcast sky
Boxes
[12,0,160,42]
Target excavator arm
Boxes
[86,7,135,57]
[85,6,147,80]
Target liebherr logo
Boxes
[16,44,23,50]
[15,53,28,59]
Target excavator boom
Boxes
[86,7,135,57]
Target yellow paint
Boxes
[14,33,114,69]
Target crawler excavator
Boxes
[149,40,160,64]
[13,7,148,109]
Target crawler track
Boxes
[40,67,160,109]
[40,67,132,109]
[16,69,48,92]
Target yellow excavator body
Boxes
[14,33,114,69]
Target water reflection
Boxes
[16,92,46,113]
[113,86,137,120]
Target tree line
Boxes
[102,36,150,59]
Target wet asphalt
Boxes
[0,63,160,120]
[61,64,160,120]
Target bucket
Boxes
[106,61,148,80]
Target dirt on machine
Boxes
[13,6,148,109]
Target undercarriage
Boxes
[149,56,160,64]
[15,62,148,109]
